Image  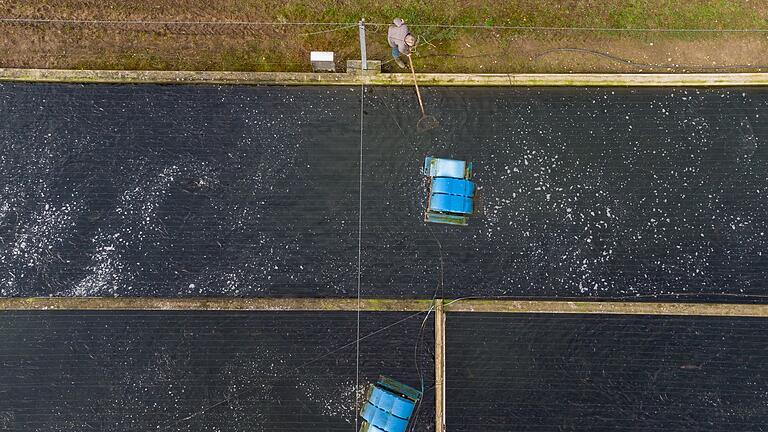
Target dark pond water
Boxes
[0,310,434,432]
[0,84,766,300]
[447,313,768,431]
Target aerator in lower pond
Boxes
[423,156,475,226]
[359,376,422,432]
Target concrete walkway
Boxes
[3,297,768,317]
[3,68,768,86]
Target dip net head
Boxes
[416,114,439,133]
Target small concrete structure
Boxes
[346,60,382,75]
[310,51,335,72]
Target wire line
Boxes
[2,17,768,33]
[300,23,358,36]
[406,23,768,32]
[0,18,357,26]
[157,308,430,430]
[355,78,365,432]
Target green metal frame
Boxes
[376,376,422,402]
[424,211,469,226]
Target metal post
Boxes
[358,19,367,71]
[434,299,446,431]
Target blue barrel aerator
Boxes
[422,156,476,226]
[359,376,422,432]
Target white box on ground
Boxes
[310,51,335,72]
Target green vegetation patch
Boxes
[608,0,764,29]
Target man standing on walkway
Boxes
[388,18,416,69]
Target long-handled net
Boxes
[407,54,439,133]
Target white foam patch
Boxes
[70,240,126,296]
[67,163,211,296]
[2,196,82,295]
[300,377,362,422]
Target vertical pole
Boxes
[358,18,367,71]
[434,299,446,431]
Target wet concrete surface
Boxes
[0,310,434,432]
[446,313,768,431]
[0,84,766,300]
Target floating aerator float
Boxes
[423,156,475,226]
[359,376,422,432]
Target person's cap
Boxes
[393,18,404,27]
[404,33,416,47]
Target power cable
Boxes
[403,148,448,431]
[408,45,768,73]
[409,223,445,432]
[532,47,768,70]
[409,302,436,432]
